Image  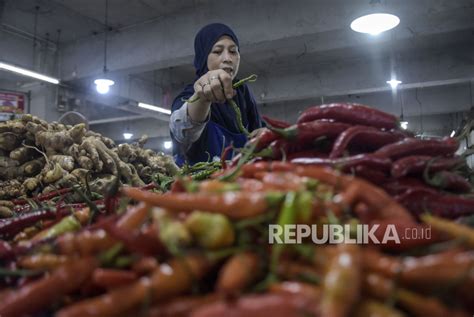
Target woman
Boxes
[169,23,264,166]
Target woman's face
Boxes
[207,36,240,79]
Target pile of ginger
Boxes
[0,114,179,201]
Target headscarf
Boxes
[170,23,263,160]
[192,23,240,77]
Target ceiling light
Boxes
[0,62,60,84]
[164,141,172,149]
[94,78,115,94]
[386,79,402,89]
[123,132,133,139]
[138,102,171,115]
[400,121,408,130]
[350,13,400,35]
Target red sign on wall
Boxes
[0,91,25,113]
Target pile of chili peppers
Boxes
[249,103,474,219]
[0,103,473,316]
[0,165,470,315]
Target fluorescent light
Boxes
[450,130,456,137]
[123,132,133,139]
[350,13,400,35]
[164,141,172,149]
[387,79,402,89]
[0,62,60,84]
[400,121,408,130]
[94,78,115,94]
[138,102,171,115]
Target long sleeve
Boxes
[169,102,210,153]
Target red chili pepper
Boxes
[382,178,437,196]
[0,240,13,260]
[104,196,119,215]
[0,240,42,261]
[0,257,97,317]
[228,153,242,168]
[11,198,27,206]
[269,161,297,172]
[425,170,472,193]
[395,188,474,218]
[297,103,399,130]
[262,115,291,129]
[92,268,138,289]
[13,204,34,214]
[248,128,279,152]
[220,145,234,169]
[240,161,296,178]
[170,178,187,193]
[286,150,328,160]
[257,139,312,159]
[292,153,392,173]
[271,121,350,143]
[0,209,69,239]
[122,187,281,219]
[330,126,406,158]
[13,188,73,206]
[375,137,459,160]
[353,165,388,185]
[391,155,465,178]
[241,161,270,177]
[102,222,165,256]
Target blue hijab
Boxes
[171,23,263,165]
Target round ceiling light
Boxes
[123,132,133,140]
[350,13,400,35]
[94,78,115,94]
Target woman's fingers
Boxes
[218,72,234,99]
[202,82,216,102]
[193,82,207,102]
[210,76,226,102]
[194,70,234,103]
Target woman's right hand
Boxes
[193,69,235,104]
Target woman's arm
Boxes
[187,94,212,123]
[169,103,209,152]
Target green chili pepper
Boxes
[296,191,313,223]
[185,211,235,250]
[232,74,258,88]
[35,214,81,241]
[99,243,123,266]
[270,192,297,274]
[191,168,219,181]
[229,99,249,136]
[153,208,191,255]
[114,255,135,268]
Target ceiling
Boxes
[1,0,473,145]
[2,0,197,43]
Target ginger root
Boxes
[0,132,22,151]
